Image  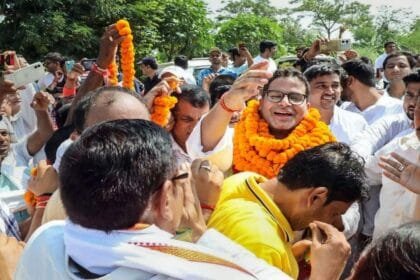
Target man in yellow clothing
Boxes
[208,142,368,279]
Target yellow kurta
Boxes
[208,172,298,279]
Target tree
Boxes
[0,0,212,62]
[156,0,213,61]
[290,0,371,39]
[215,14,284,58]
[398,18,420,53]
[279,17,317,53]
[216,0,284,21]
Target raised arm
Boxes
[200,61,271,152]
[65,24,125,125]
[26,92,54,156]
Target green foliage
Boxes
[156,0,213,61]
[279,17,317,53]
[291,0,372,39]
[0,0,212,62]
[398,19,420,53]
[216,0,283,21]
[215,14,284,57]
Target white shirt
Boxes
[351,113,412,160]
[340,95,403,124]
[253,55,277,73]
[186,116,234,172]
[171,134,192,167]
[330,106,368,144]
[373,132,419,239]
[374,53,389,83]
[16,220,290,280]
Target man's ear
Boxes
[306,187,328,209]
[153,180,175,224]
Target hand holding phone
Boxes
[320,39,352,54]
[3,62,45,88]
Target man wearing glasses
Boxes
[187,62,334,176]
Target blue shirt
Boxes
[196,67,237,87]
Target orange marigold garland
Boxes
[151,78,181,127]
[233,100,336,178]
[108,19,135,89]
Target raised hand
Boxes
[379,152,420,194]
[221,61,272,112]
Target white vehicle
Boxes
[158,57,211,80]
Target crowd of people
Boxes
[0,23,419,280]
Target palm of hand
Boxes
[400,164,420,194]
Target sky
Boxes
[205,0,420,17]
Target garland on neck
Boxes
[233,100,336,178]
[108,19,135,90]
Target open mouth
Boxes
[321,95,335,101]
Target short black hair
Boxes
[60,119,175,231]
[403,70,420,86]
[359,56,372,65]
[259,40,277,53]
[303,64,342,84]
[44,52,64,63]
[263,68,310,97]
[278,142,368,204]
[174,55,188,70]
[44,125,74,164]
[341,59,376,87]
[384,41,396,48]
[172,84,211,110]
[228,47,240,59]
[72,86,144,133]
[208,75,235,107]
[351,222,420,279]
[383,51,416,69]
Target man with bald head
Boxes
[41,85,150,224]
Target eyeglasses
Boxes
[264,90,307,105]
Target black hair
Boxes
[208,75,235,107]
[303,64,342,83]
[384,41,396,48]
[403,70,420,86]
[278,142,368,204]
[262,68,310,97]
[383,51,416,70]
[174,55,188,70]
[351,222,420,280]
[44,125,74,164]
[341,59,376,87]
[60,119,175,232]
[172,84,211,110]
[359,56,372,65]
[72,86,145,133]
[228,47,240,59]
[259,40,277,53]
[44,52,65,67]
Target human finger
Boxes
[390,152,413,167]
[313,221,340,238]
[379,156,404,173]
[310,223,322,247]
[378,160,401,179]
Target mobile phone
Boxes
[320,39,352,54]
[3,62,45,88]
[80,59,96,71]
[65,60,75,72]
